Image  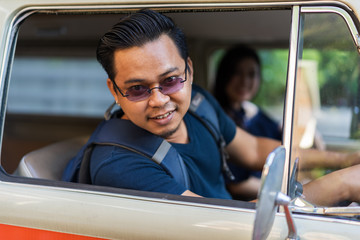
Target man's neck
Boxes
[165,120,189,144]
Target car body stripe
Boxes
[0,223,107,240]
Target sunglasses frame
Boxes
[112,62,188,102]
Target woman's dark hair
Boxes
[96,9,188,81]
[213,45,261,112]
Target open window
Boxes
[1,6,290,207]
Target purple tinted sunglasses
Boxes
[113,65,188,102]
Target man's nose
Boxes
[148,88,170,107]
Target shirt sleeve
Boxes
[90,145,187,195]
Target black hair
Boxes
[213,44,261,112]
[96,9,188,82]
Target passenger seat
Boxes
[13,136,87,180]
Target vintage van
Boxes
[0,0,360,239]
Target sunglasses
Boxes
[113,65,188,102]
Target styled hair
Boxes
[96,9,188,81]
[213,45,261,112]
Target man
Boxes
[65,9,360,205]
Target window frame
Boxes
[285,5,360,218]
[0,3,294,208]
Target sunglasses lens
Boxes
[126,86,149,101]
[161,77,185,95]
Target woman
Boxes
[213,45,282,200]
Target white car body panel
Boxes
[1,181,360,239]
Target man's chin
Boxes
[153,123,181,139]
[145,116,183,140]
[158,128,178,139]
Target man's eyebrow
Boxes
[123,78,145,85]
[159,67,179,78]
[123,67,180,85]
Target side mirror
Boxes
[252,146,299,240]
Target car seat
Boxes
[13,136,87,180]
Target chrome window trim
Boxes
[301,6,360,51]
[283,5,360,196]
[282,5,301,195]
[2,1,353,12]
[0,9,42,157]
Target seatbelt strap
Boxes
[189,89,235,181]
[78,118,190,188]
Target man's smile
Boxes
[151,110,175,119]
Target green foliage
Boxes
[252,49,288,108]
[303,49,359,107]
[253,48,359,108]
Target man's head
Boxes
[97,9,189,81]
[96,9,193,143]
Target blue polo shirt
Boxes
[90,88,236,199]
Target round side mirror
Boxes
[252,146,286,240]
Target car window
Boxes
[2,8,290,206]
[291,8,360,212]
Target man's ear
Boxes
[107,78,118,100]
[187,57,194,84]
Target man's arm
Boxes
[226,127,280,170]
[297,147,360,170]
[225,126,360,206]
[227,126,360,171]
[303,164,360,206]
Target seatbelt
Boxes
[189,86,235,181]
[78,118,190,188]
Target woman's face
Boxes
[225,57,261,106]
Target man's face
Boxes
[107,34,193,142]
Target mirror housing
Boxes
[252,146,299,240]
